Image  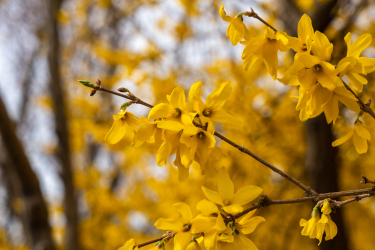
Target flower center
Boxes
[313,64,322,72]
[198,132,205,139]
[302,43,307,51]
[172,108,182,118]
[202,109,211,117]
[183,223,191,232]
[224,200,230,206]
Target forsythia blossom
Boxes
[332,121,372,154]
[300,199,337,245]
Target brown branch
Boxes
[342,79,375,120]
[243,8,278,32]
[360,175,375,185]
[82,81,317,196]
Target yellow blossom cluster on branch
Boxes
[219,6,375,154]
[119,168,264,250]
[105,81,240,181]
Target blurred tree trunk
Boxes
[278,1,349,250]
[47,1,79,250]
[0,95,55,250]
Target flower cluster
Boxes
[220,6,375,154]
[120,167,264,250]
[300,199,337,245]
[106,81,240,181]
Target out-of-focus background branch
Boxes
[0,0,375,249]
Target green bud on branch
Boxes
[118,87,130,93]
[78,80,95,88]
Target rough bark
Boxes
[278,1,349,250]
[0,95,55,250]
[47,1,79,250]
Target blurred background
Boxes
[1,0,375,249]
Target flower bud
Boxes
[78,80,94,88]
[118,87,130,93]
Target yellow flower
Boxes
[105,110,147,144]
[118,238,138,250]
[300,206,320,239]
[336,32,375,92]
[132,120,163,148]
[235,209,266,236]
[192,81,240,133]
[154,202,216,250]
[332,122,371,154]
[219,6,248,46]
[315,214,337,245]
[196,199,226,250]
[148,86,193,125]
[217,209,265,250]
[287,14,314,55]
[202,167,263,214]
[180,124,216,167]
[242,27,289,79]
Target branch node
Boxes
[258,194,272,207]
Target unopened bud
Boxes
[90,90,97,96]
[78,80,94,88]
[118,87,130,93]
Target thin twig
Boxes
[333,194,373,208]
[82,81,317,196]
[243,8,277,32]
[342,79,375,119]
[136,231,176,248]
[360,175,375,185]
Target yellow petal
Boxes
[231,185,263,205]
[238,216,265,235]
[157,121,185,132]
[346,71,367,92]
[126,112,147,127]
[336,57,356,77]
[201,186,223,206]
[217,167,234,202]
[298,54,320,68]
[119,238,137,250]
[327,216,338,240]
[298,14,314,43]
[219,5,234,22]
[183,124,200,136]
[196,199,219,216]
[348,33,372,58]
[353,132,368,154]
[262,40,278,79]
[148,103,171,119]
[332,130,354,147]
[170,86,186,110]
[190,217,217,234]
[242,34,266,59]
[133,123,156,147]
[344,32,351,55]
[156,140,172,166]
[243,54,262,71]
[227,18,245,46]
[105,119,127,144]
[205,81,232,110]
[222,204,243,214]
[210,109,241,128]
[189,81,202,104]
[175,152,190,182]
[354,123,371,141]
[202,230,217,250]
[154,218,184,231]
[174,202,193,225]
[174,232,192,250]
[312,31,332,61]
[337,95,360,113]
